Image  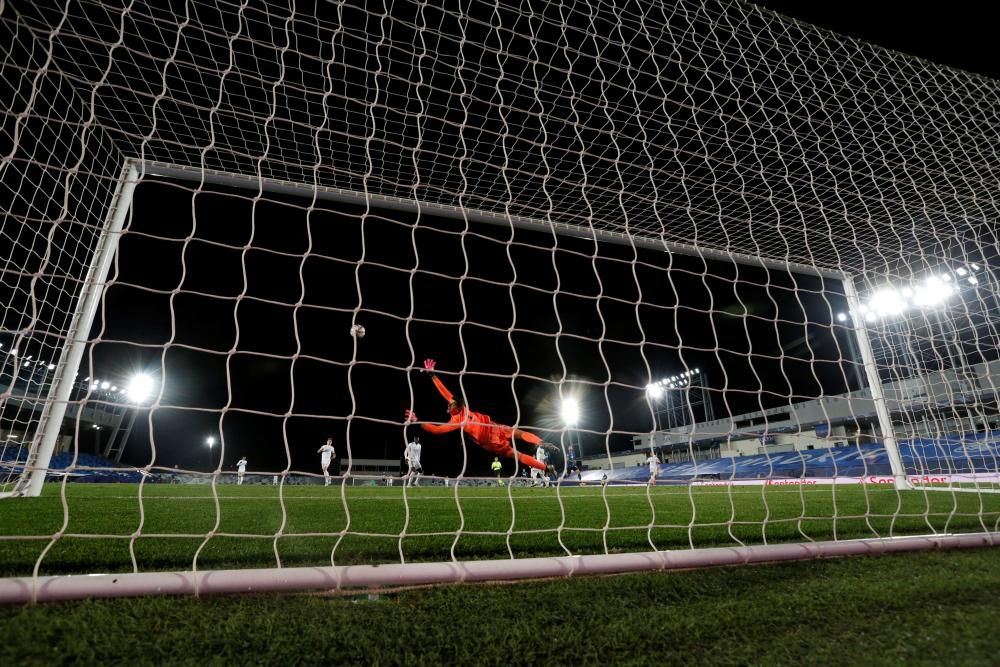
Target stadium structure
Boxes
[582,359,1000,485]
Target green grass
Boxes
[0,482,997,578]
[2,484,998,664]
[1,548,998,665]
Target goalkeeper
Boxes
[405,359,556,477]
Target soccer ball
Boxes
[350,324,365,338]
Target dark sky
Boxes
[99,178,853,474]
[753,1,998,81]
[81,2,994,476]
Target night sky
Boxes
[753,2,998,81]
[94,177,854,475]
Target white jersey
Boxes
[237,458,247,472]
[646,455,658,475]
[535,446,547,463]
[405,441,422,466]
[318,444,335,463]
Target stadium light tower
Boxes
[836,264,985,376]
[646,369,710,433]
[104,373,161,464]
[838,264,989,491]
[836,266,981,325]
[560,396,582,465]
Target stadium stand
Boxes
[1,447,146,483]
[582,431,1000,484]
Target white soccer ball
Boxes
[350,324,365,338]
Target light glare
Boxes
[868,288,906,317]
[912,275,953,308]
[560,397,580,427]
[126,374,155,403]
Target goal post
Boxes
[9,161,139,498]
[2,531,997,604]
[842,277,911,492]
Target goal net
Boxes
[1,0,998,601]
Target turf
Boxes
[0,482,997,578]
[1,548,998,666]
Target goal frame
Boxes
[136,159,910,489]
[15,159,995,606]
[6,158,911,494]
[2,531,995,604]
[5,161,140,498]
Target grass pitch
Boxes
[1,483,998,664]
[1,548,998,665]
[0,482,997,578]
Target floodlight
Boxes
[126,373,155,403]
[47,363,55,370]
[206,436,216,447]
[100,381,110,389]
[868,288,906,317]
[969,275,979,285]
[560,397,580,427]
[646,383,664,400]
[836,312,847,322]
[913,275,953,307]
[956,267,967,276]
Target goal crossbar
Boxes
[2,531,995,604]
[138,160,846,281]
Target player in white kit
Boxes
[318,437,336,486]
[645,452,659,486]
[404,436,423,487]
[530,445,551,487]
[236,457,247,485]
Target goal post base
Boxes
[2,531,996,604]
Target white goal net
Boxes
[1,0,998,601]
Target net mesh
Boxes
[1,0,998,591]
